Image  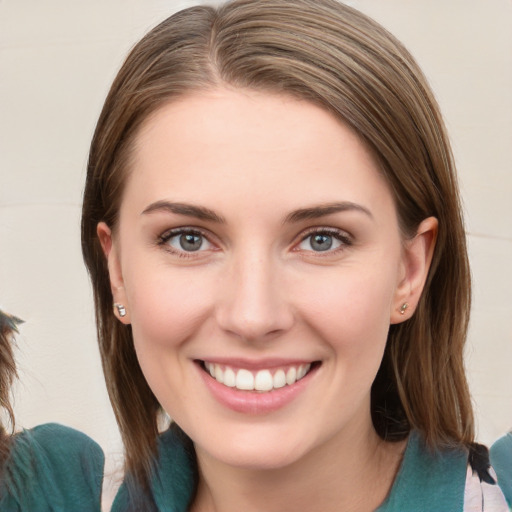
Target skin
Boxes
[98,87,437,512]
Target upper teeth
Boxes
[204,362,311,392]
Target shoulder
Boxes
[490,433,512,508]
[380,433,509,512]
[0,423,104,512]
[379,432,469,511]
[112,424,196,512]
[490,432,512,472]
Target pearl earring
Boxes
[399,302,409,315]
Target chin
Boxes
[194,426,313,471]
[216,448,304,471]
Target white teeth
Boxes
[286,367,297,385]
[214,365,224,384]
[273,369,286,389]
[204,362,313,392]
[297,364,310,380]
[223,367,236,387]
[236,369,254,390]
[254,370,273,391]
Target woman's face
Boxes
[100,88,433,470]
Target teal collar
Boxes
[377,431,467,511]
[151,427,197,512]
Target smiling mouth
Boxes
[199,361,320,393]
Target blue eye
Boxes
[298,230,348,252]
[161,230,212,253]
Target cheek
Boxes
[294,267,396,356]
[124,264,215,353]
[123,267,217,413]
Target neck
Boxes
[190,421,406,512]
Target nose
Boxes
[215,251,294,343]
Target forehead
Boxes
[123,87,395,219]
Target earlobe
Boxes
[390,217,438,324]
[97,222,131,324]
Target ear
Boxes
[390,217,438,324]
[97,222,131,324]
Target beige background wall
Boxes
[1,0,511,502]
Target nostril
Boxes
[215,310,295,343]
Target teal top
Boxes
[112,428,469,512]
[378,432,467,511]
[490,432,512,507]
[0,423,104,512]
[112,426,196,512]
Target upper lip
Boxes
[196,357,318,370]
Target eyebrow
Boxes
[284,202,373,223]
[141,201,226,223]
[141,200,372,224]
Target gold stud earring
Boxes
[114,303,127,318]
[399,302,409,315]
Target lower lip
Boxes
[197,364,317,415]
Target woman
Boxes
[0,310,104,511]
[81,0,509,510]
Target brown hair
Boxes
[82,0,473,487]
[0,311,21,471]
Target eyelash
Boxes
[157,226,353,258]
[158,227,215,259]
[296,227,353,255]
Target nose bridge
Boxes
[216,244,293,341]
